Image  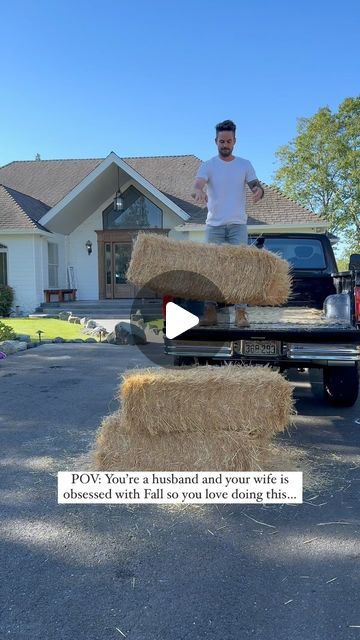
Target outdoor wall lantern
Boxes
[85,240,92,255]
[113,166,124,212]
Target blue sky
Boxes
[1,0,359,185]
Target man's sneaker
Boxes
[235,308,250,328]
[199,304,218,326]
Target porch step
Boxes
[36,299,162,320]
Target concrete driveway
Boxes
[0,344,359,640]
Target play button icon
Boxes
[129,269,230,366]
[165,302,199,339]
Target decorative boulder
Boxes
[86,320,97,329]
[59,311,71,321]
[0,340,17,355]
[0,340,28,354]
[80,317,90,326]
[15,334,31,342]
[106,322,147,345]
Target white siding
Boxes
[0,235,43,315]
[68,209,102,300]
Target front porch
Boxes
[36,298,163,320]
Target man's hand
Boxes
[251,186,263,203]
[191,188,208,206]
[248,179,264,204]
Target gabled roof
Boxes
[0,159,102,207]
[0,154,325,231]
[0,156,201,212]
[0,185,50,231]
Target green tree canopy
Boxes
[274,96,360,254]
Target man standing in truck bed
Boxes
[191,119,264,327]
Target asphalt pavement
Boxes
[0,343,359,640]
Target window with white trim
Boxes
[0,244,8,286]
[48,242,59,287]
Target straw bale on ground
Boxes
[93,365,295,472]
[126,233,291,305]
[94,412,262,471]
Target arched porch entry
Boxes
[96,185,170,299]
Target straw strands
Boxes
[93,365,295,472]
[126,233,291,305]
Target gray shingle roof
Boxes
[0,159,102,207]
[0,155,323,231]
[0,185,50,231]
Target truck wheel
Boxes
[323,364,359,407]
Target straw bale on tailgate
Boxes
[118,365,294,439]
[93,412,261,471]
[126,233,291,305]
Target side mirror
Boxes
[349,254,360,270]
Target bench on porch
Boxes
[44,288,77,303]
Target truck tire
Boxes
[323,364,359,407]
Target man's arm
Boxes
[191,178,208,205]
[247,179,264,203]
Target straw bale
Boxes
[119,365,294,439]
[126,233,291,305]
[93,412,262,471]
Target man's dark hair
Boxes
[215,120,236,136]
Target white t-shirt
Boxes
[196,155,257,226]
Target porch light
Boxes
[113,166,124,212]
[85,240,92,255]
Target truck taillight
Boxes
[355,287,360,323]
[162,296,173,319]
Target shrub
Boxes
[0,321,15,341]
[0,286,14,317]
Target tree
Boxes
[274,97,360,253]
[35,153,41,161]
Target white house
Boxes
[0,151,328,315]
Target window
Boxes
[0,244,8,286]
[48,242,59,287]
[249,237,326,269]
[103,185,163,229]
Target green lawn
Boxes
[0,318,94,341]
[147,318,163,330]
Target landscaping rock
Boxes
[130,313,143,323]
[0,341,17,355]
[90,326,108,338]
[134,318,146,329]
[86,320,97,329]
[0,340,28,355]
[105,331,116,344]
[106,321,147,345]
[80,317,90,326]
[16,342,28,351]
[15,334,32,342]
[59,311,71,321]
[68,316,81,324]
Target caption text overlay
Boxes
[58,471,303,504]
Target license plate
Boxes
[237,340,281,356]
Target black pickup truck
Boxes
[163,233,360,407]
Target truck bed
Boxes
[165,304,360,345]
[216,305,352,329]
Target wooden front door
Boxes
[97,229,171,300]
[105,242,134,298]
